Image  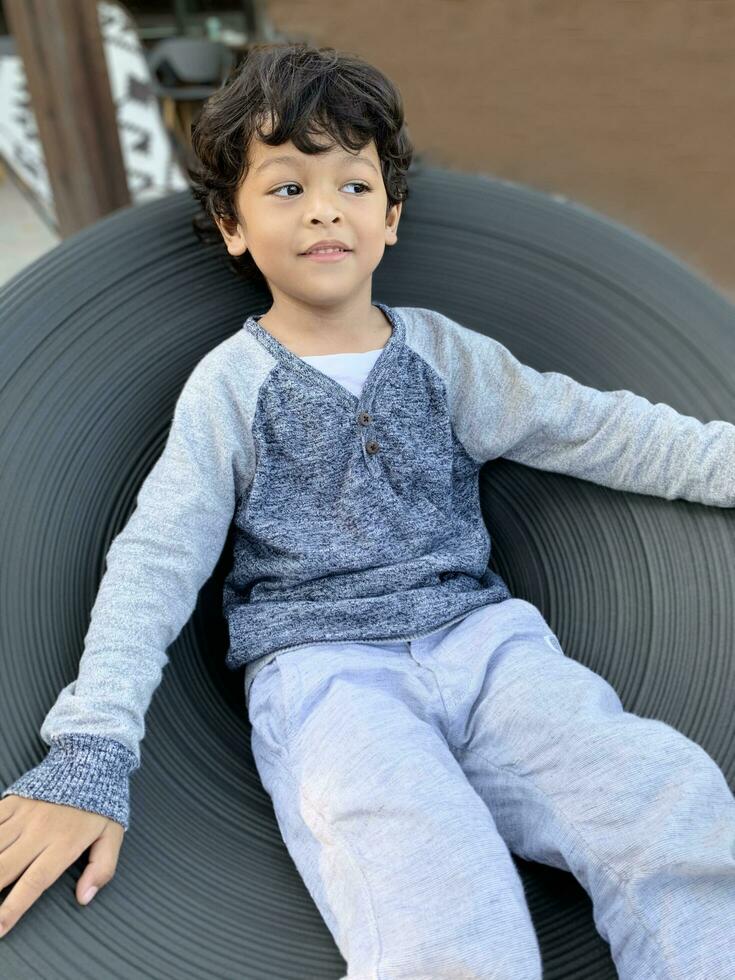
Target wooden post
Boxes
[4,0,131,238]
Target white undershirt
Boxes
[301,348,384,400]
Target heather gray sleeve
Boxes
[1,357,241,830]
[447,319,735,508]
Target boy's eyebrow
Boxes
[254,151,380,176]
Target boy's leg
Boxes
[425,598,735,980]
[248,640,543,980]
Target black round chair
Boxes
[1,162,733,979]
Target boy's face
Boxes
[214,132,401,308]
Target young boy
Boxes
[2,41,734,978]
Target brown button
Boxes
[366,440,380,454]
[358,411,371,426]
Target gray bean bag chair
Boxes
[0,161,733,978]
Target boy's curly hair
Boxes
[187,42,415,294]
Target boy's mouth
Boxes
[301,248,352,254]
[300,239,352,255]
[301,249,353,262]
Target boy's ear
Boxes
[385,201,402,246]
[213,215,248,257]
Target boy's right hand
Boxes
[0,794,124,938]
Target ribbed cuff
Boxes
[1,733,140,831]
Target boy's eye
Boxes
[270,181,371,197]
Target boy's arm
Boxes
[1,362,239,830]
[451,324,734,507]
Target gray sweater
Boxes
[3,304,733,830]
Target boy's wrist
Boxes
[1,732,139,830]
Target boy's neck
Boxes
[258,303,392,357]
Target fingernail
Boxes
[81,887,98,905]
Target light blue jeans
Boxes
[247,597,735,979]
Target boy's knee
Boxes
[377,911,544,980]
[391,943,544,980]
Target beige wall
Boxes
[270,0,735,303]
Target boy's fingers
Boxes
[0,841,52,937]
[0,839,89,938]
[76,821,124,905]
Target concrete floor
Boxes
[0,170,59,289]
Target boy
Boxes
[2,41,734,978]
